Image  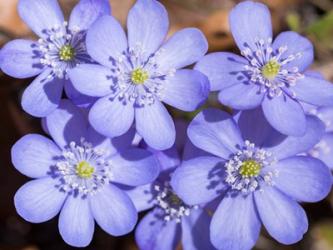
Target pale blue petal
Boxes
[136,100,175,150]
[229,1,272,51]
[126,184,154,212]
[14,178,66,223]
[69,0,111,31]
[171,156,226,205]
[194,52,248,91]
[86,15,127,68]
[22,69,64,117]
[271,156,332,202]
[187,108,244,158]
[0,39,43,78]
[262,94,306,136]
[254,186,308,244]
[59,196,94,247]
[89,184,137,236]
[11,134,60,178]
[46,99,88,149]
[162,69,209,111]
[127,0,168,59]
[210,194,261,250]
[18,0,64,38]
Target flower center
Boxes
[59,44,76,61]
[239,160,261,177]
[76,161,94,178]
[154,182,197,223]
[131,68,149,84]
[54,138,112,197]
[261,60,281,80]
[225,140,278,193]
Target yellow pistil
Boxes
[59,45,76,61]
[261,60,281,80]
[239,160,261,178]
[76,161,94,178]
[131,68,149,84]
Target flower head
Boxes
[126,121,214,250]
[69,0,210,150]
[195,1,333,136]
[0,0,111,117]
[171,108,332,250]
[11,100,160,247]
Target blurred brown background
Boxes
[1,0,333,249]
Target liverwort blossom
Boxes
[69,0,210,150]
[171,108,332,250]
[194,1,333,136]
[11,99,160,247]
[126,121,214,250]
[0,0,111,117]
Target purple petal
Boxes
[0,39,43,78]
[68,64,112,97]
[272,31,313,72]
[126,184,154,212]
[14,178,66,223]
[127,0,168,59]
[158,28,208,71]
[238,107,278,147]
[135,209,181,250]
[187,108,244,159]
[59,196,94,247]
[11,134,60,178]
[254,186,308,244]
[109,148,159,186]
[267,115,325,160]
[18,0,64,38]
[194,52,248,91]
[153,146,181,171]
[63,80,97,106]
[181,208,214,250]
[162,69,209,111]
[22,69,64,117]
[171,156,226,205]
[271,156,332,202]
[46,99,88,149]
[69,0,111,31]
[89,184,137,236]
[229,1,272,51]
[89,95,135,138]
[210,194,261,250]
[86,15,127,68]
[262,94,306,136]
[293,75,333,107]
[218,83,264,110]
[135,100,175,150]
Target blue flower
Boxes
[126,121,214,250]
[11,99,160,247]
[0,0,111,117]
[68,0,210,150]
[171,108,332,250]
[194,1,333,136]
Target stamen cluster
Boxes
[55,138,112,197]
[225,140,279,193]
[242,38,304,98]
[154,181,197,223]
